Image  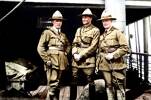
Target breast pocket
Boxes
[49,37,57,45]
[49,37,56,44]
[105,37,119,46]
[81,36,93,44]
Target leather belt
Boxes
[78,45,89,48]
[49,46,64,51]
[102,47,117,53]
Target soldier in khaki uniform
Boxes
[72,8,100,99]
[96,10,129,100]
[37,10,71,100]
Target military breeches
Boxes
[103,69,126,100]
[102,69,126,87]
[46,65,62,96]
[72,67,95,83]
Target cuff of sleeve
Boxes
[113,53,120,59]
[79,52,84,58]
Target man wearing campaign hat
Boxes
[71,8,100,99]
[37,10,71,100]
[96,10,129,100]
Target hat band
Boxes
[52,17,63,19]
[82,14,93,16]
[101,15,116,20]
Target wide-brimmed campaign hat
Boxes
[50,10,65,20]
[98,10,116,21]
[78,8,96,17]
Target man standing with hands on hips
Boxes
[96,10,129,100]
[37,10,71,100]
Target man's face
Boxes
[82,16,92,26]
[52,19,62,29]
[102,19,112,29]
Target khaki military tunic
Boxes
[96,26,129,100]
[72,24,100,68]
[97,26,129,71]
[37,27,71,70]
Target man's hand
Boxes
[74,54,81,62]
[72,47,77,55]
[105,53,114,60]
[46,61,52,66]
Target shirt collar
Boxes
[52,26,61,34]
[105,25,112,32]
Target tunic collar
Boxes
[51,26,61,34]
[81,24,94,32]
[105,25,112,32]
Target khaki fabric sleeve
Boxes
[72,28,81,54]
[64,34,71,55]
[112,30,129,59]
[72,28,81,46]
[37,30,50,62]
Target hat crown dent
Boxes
[100,10,116,20]
[82,8,93,15]
[101,10,111,17]
[52,10,63,19]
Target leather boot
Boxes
[106,87,114,100]
[116,84,125,100]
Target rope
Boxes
[0,0,26,22]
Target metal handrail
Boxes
[127,51,151,83]
[129,52,151,56]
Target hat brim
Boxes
[78,14,96,18]
[49,17,66,21]
[97,18,116,21]
[50,19,66,21]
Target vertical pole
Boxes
[0,57,7,90]
[136,22,142,78]
[105,0,126,33]
[127,26,132,69]
[143,17,149,82]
